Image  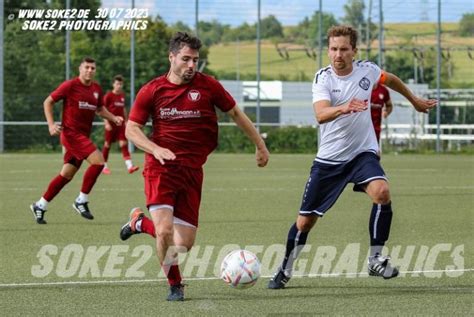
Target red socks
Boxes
[102,145,110,162]
[81,164,104,194]
[43,174,71,201]
[165,265,182,286]
[120,145,131,160]
[140,216,156,237]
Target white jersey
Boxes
[312,60,381,164]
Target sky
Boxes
[101,0,473,26]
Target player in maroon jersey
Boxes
[30,57,124,224]
[119,32,270,301]
[101,75,139,175]
[371,82,393,144]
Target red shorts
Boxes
[104,125,126,144]
[61,132,97,167]
[144,165,203,227]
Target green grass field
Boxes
[1,153,473,315]
[208,23,474,86]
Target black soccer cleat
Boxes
[30,203,47,224]
[72,201,94,220]
[268,268,291,289]
[368,254,399,279]
[120,208,144,241]
[167,283,185,301]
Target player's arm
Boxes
[314,99,368,124]
[227,106,269,167]
[43,95,62,136]
[383,72,437,113]
[383,99,393,118]
[125,120,175,165]
[96,106,123,126]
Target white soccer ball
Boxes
[220,249,261,289]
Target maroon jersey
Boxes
[104,91,126,118]
[50,77,103,136]
[129,72,236,169]
[370,84,390,132]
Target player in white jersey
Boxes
[268,25,437,289]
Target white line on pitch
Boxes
[0,268,472,288]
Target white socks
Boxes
[75,192,89,204]
[125,159,133,169]
[36,197,49,210]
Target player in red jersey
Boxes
[371,82,393,144]
[101,75,139,175]
[119,32,270,301]
[30,57,124,224]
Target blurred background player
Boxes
[118,32,269,301]
[371,82,393,145]
[268,25,437,289]
[101,75,139,175]
[30,57,123,224]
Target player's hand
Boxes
[113,116,124,126]
[48,123,62,136]
[255,145,269,167]
[104,121,113,131]
[152,147,176,165]
[382,109,389,119]
[412,97,437,113]
[343,99,368,114]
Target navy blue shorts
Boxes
[299,152,387,217]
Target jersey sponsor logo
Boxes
[114,101,125,107]
[359,77,371,90]
[332,89,341,93]
[78,101,97,110]
[93,92,99,99]
[188,90,201,101]
[159,107,201,119]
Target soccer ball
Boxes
[220,250,261,289]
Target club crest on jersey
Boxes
[93,92,99,99]
[188,90,201,102]
[359,77,371,90]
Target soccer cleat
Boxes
[268,268,291,289]
[72,201,94,220]
[102,167,111,175]
[120,207,144,241]
[368,254,399,279]
[30,203,47,224]
[167,283,185,301]
[127,166,140,174]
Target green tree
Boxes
[459,13,474,37]
[198,20,230,46]
[261,15,284,38]
[341,0,377,44]
[286,11,338,47]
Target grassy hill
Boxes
[207,23,473,87]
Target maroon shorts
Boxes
[144,165,203,227]
[61,132,97,167]
[104,125,126,143]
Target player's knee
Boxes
[296,215,318,232]
[103,142,110,148]
[373,183,391,204]
[155,225,173,241]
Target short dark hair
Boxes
[327,25,358,49]
[169,32,202,54]
[80,56,96,64]
[113,75,124,82]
